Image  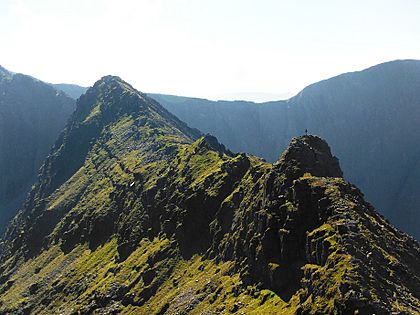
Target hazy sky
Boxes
[1,0,419,101]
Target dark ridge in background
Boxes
[0,66,75,233]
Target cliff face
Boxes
[151,59,420,240]
[0,66,75,233]
[0,76,418,315]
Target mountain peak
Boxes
[0,65,12,79]
[277,135,343,178]
[96,75,126,85]
[194,134,232,155]
[71,75,146,126]
[93,75,137,93]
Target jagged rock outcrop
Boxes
[0,76,418,314]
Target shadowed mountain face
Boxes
[0,76,418,314]
[150,60,420,239]
[0,66,75,233]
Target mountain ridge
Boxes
[2,75,201,258]
[0,76,418,314]
[53,83,88,100]
[151,59,420,239]
[2,60,417,240]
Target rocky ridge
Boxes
[0,76,419,314]
[151,59,420,239]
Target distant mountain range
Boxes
[1,76,418,314]
[52,83,87,99]
[0,66,75,233]
[149,60,420,239]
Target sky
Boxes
[1,0,419,102]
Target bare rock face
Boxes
[277,135,343,179]
[208,135,346,299]
[0,76,419,314]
